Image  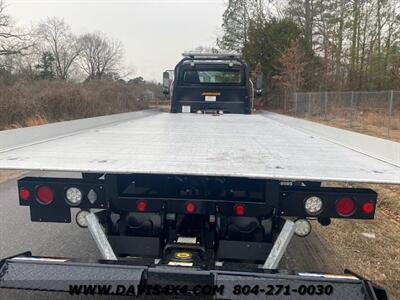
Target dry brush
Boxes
[0,80,148,129]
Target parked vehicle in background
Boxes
[163,54,263,114]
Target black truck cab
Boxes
[164,54,255,114]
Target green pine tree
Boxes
[35,51,56,80]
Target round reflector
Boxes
[76,210,90,228]
[19,188,31,201]
[304,196,323,215]
[36,186,54,205]
[294,219,312,237]
[136,200,147,212]
[336,197,355,216]
[65,187,83,206]
[185,202,196,214]
[361,202,374,214]
[234,204,246,216]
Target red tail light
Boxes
[234,204,246,216]
[336,197,355,216]
[185,202,196,213]
[361,202,375,214]
[19,187,31,201]
[136,200,147,212]
[36,186,54,205]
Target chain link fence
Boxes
[270,90,400,139]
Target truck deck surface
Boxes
[0,111,399,184]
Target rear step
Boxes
[0,253,388,299]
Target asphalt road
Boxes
[0,171,343,299]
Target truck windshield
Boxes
[182,69,241,84]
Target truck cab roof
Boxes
[178,53,246,68]
[181,60,243,66]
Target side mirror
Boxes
[163,71,170,95]
[255,73,263,97]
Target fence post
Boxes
[284,89,287,113]
[308,93,312,117]
[350,91,355,127]
[388,90,394,136]
[294,92,298,116]
[324,91,328,120]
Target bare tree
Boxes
[0,0,34,56]
[37,17,81,80]
[218,0,265,52]
[278,40,305,93]
[78,32,124,80]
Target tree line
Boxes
[218,0,400,93]
[0,0,143,84]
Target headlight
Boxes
[65,187,83,206]
[76,210,90,228]
[304,196,323,215]
[294,219,312,237]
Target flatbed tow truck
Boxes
[0,54,399,299]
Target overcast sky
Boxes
[6,0,226,81]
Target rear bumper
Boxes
[172,101,251,114]
[0,253,388,299]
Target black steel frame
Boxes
[17,174,377,223]
[17,174,377,260]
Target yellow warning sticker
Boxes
[175,252,192,259]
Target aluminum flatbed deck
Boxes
[0,110,399,184]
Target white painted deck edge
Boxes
[263,112,400,167]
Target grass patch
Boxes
[314,211,400,299]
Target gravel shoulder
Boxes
[0,170,26,183]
